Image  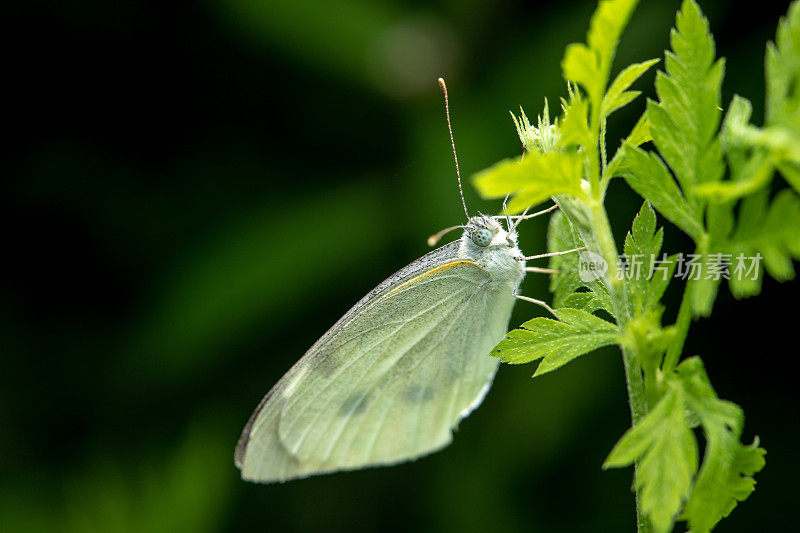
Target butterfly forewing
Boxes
[238,260,516,482]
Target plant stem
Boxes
[600,119,608,173]
[558,84,653,531]
[558,194,652,532]
[588,202,652,533]
[622,345,651,533]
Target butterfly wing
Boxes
[236,254,516,483]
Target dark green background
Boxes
[3,1,797,531]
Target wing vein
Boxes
[308,285,476,462]
[284,283,473,457]
[361,288,484,463]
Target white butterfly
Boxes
[235,79,572,483]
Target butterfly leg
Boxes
[525,266,558,274]
[522,246,584,261]
[513,290,558,318]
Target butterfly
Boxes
[235,79,573,483]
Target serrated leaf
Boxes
[562,43,603,104]
[559,92,593,148]
[646,254,677,313]
[696,95,776,202]
[697,89,800,202]
[548,210,585,306]
[562,0,641,112]
[766,2,800,132]
[492,308,619,374]
[547,210,613,312]
[627,110,653,147]
[604,386,697,533]
[623,201,665,314]
[605,111,652,180]
[693,151,774,202]
[726,188,800,298]
[621,201,679,319]
[472,151,584,213]
[718,93,800,167]
[778,160,800,194]
[704,1,800,201]
[720,94,755,172]
[606,357,766,532]
[646,0,725,208]
[675,357,767,532]
[562,291,611,314]
[620,145,704,239]
[602,58,659,118]
[625,201,660,258]
[586,0,640,72]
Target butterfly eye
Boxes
[471,227,493,247]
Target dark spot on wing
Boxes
[339,392,369,416]
[405,385,435,403]
[314,352,341,377]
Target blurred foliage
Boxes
[2,0,798,532]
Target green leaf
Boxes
[562,43,603,105]
[720,110,800,167]
[695,88,800,202]
[562,291,611,314]
[548,210,585,306]
[675,358,767,532]
[547,210,613,312]
[621,201,678,320]
[606,358,766,532]
[621,309,676,373]
[472,151,584,213]
[626,0,725,240]
[645,254,677,313]
[603,386,697,533]
[511,101,561,154]
[623,201,662,310]
[720,94,756,173]
[726,188,800,298]
[778,160,800,195]
[602,58,659,118]
[605,111,652,180]
[686,246,725,318]
[559,89,593,148]
[626,110,653,147]
[586,0,641,73]
[694,96,776,202]
[653,0,725,189]
[620,145,704,239]
[766,2,800,134]
[562,0,641,113]
[693,156,774,203]
[701,0,800,200]
[492,308,619,375]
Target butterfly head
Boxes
[463,214,518,251]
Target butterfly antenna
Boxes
[427,225,467,247]
[438,78,469,219]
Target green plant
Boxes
[473,0,800,531]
